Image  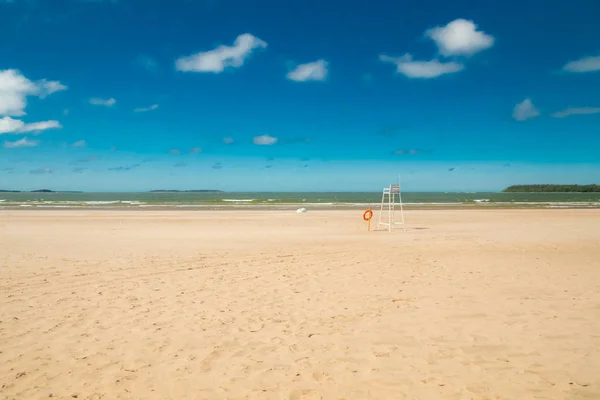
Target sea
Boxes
[1,192,600,209]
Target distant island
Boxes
[0,189,83,193]
[149,190,224,193]
[30,189,83,193]
[503,185,600,193]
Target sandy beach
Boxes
[1,209,599,399]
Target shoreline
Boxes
[2,202,600,211]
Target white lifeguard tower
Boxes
[377,183,405,232]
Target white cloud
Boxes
[30,167,52,174]
[562,56,600,73]
[425,19,494,56]
[0,116,23,134]
[133,104,158,112]
[552,107,600,118]
[72,140,86,147]
[38,79,68,97]
[19,120,62,133]
[0,69,67,116]
[253,134,277,145]
[393,149,423,155]
[175,33,267,73]
[513,98,540,121]
[0,116,62,134]
[4,137,40,148]
[89,97,116,107]
[223,137,234,144]
[379,54,464,78]
[287,59,328,82]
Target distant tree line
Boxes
[503,185,600,193]
[0,189,83,193]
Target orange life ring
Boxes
[363,210,373,221]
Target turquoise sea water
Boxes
[1,192,600,209]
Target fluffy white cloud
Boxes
[175,33,267,73]
[0,116,23,134]
[38,80,68,97]
[0,69,40,116]
[552,107,600,118]
[72,140,86,147]
[513,98,540,121]
[426,19,494,56]
[133,104,158,112]
[0,69,67,116]
[20,120,61,133]
[562,56,600,73]
[253,134,277,145]
[223,137,234,144]
[90,97,116,107]
[379,54,464,78]
[287,60,328,82]
[4,137,40,148]
[0,116,62,134]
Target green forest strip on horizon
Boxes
[503,185,600,193]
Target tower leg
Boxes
[388,191,394,232]
[398,190,406,232]
[378,191,385,231]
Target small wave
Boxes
[222,199,255,202]
[40,201,82,205]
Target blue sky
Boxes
[1,0,599,192]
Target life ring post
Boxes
[363,208,373,231]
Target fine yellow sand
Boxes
[1,209,600,399]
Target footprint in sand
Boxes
[199,348,222,372]
[312,371,330,382]
[289,389,322,400]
